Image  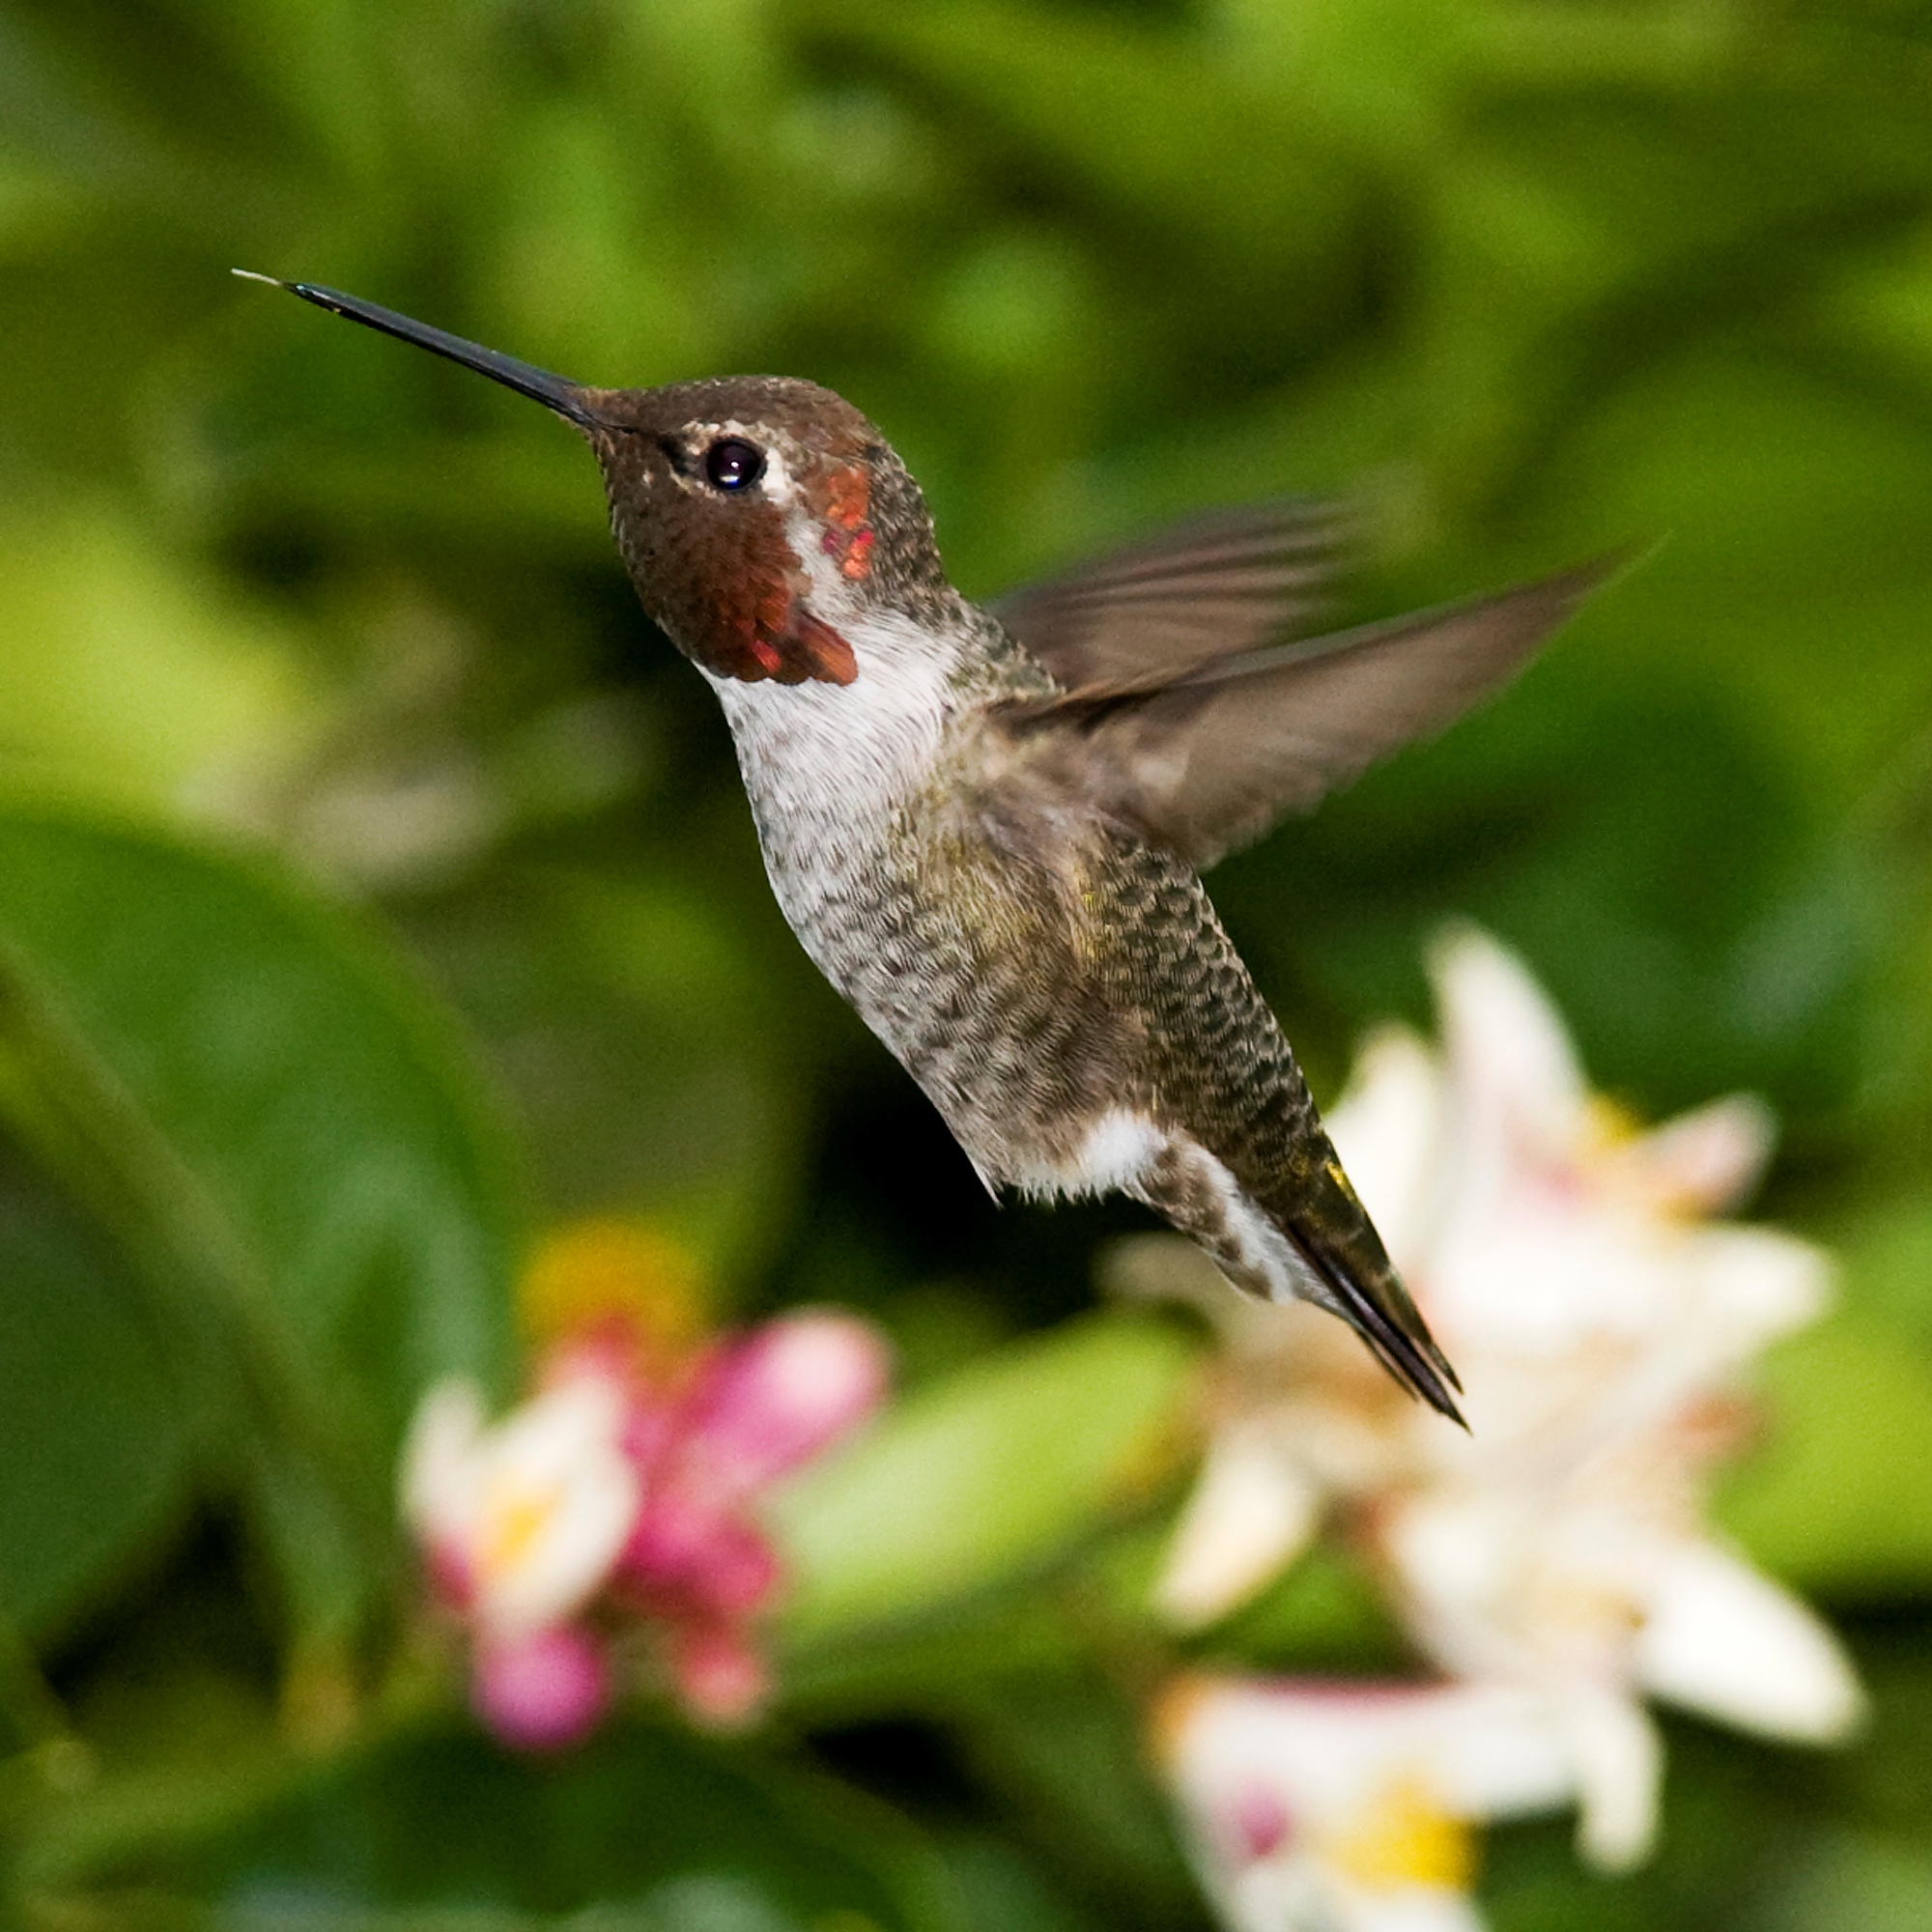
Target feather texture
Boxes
[990,500,1358,691]
[996,560,1610,868]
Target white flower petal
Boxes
[1420,1683,1577,1819]
[1235,1868,1492,1932]
[1428,1217,1664,1357]
[1376,1497,1520,1678]
[479,1467,639,1636]
[1157,1429,1323,1629]
[1634,1542,1866,1742]
[1159,1676,1574,1830]
[1340,1889,1490,1932]
[1610,1094,1778,1215]
[1560,1687,1661,1872]
[1230,1858,1491,1932]
[399,1376,489,1544]
[1430,926,1588,1156]
[1678,1226,1834,1362]
[399,1372,641,1639]
[1326,1026,1449,1264]
[1222,1860,1326,1932]
[474,1378,640,1635]
[1158,1674,1576,1932]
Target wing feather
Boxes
[996,559,1611,869]
[989,500,1359,691]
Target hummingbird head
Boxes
[576,377,951,689]
[242,276,951,691]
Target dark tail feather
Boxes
[1288,1226,1466,1426]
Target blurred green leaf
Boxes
[0,1159,192,1640]
[24,1718,966,1932]
[1719,1315,1932,1598]
[1198,1541,1409,1676]
[1830,1200,1932,1354]
[1767,1830,1932,1932]
[0,798,520,1637]
[0,506,318,801]
[797,3,1351,268]
[939,1669,1207,1932]
[941,1835,1105,1932]
[397,849,827,1282]
[772,1313,1197,1642]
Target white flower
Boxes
[1129,926,1863,1871]
[400,1372,640,1640]
[1155,1674,1578,1932]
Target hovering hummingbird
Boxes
[242,271,1606,1422]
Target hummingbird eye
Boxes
[703,437,765,492]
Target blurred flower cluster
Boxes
[1129,929,1864,1931]
[400,1221,890,1747]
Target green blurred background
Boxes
[3,0,1932,1926]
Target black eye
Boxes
[704,438,765,491]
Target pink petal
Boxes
[618,1388,680,1474]
[619,1490,782,1618]
[686,1515,784,1617]
[672,1621,770,1729]
[620,1476,731,1589]
[687,1311,890,1492]
[1229,1780,1293,1861]
[423,1538,477,1612]
[471,1625,611,1752]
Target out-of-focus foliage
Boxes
[2,0,1930,1926]
[0,802,520,1640]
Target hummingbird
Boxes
[242,271,1606,1422]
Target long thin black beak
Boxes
[234,270,596,426]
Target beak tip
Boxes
[233,274,595,428]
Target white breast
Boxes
[704,607,958,936]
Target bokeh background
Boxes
[3,0,1931,1925]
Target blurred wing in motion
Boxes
[997,560,1612,870]
[991,500,1361,692]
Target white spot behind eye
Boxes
[757,445,796,505]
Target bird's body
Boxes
[248,277,1607,1420]
[697,498,1407,1375]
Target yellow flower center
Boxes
[479,1481,557,1583]
[519,1218,705,1355]
[1321,1778,1476,1894]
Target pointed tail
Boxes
[1284,1214,1465,1425]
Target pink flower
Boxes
[472,1625,611,1752]
[399,1365,638,1747]
[615,1310,891,1722]
[399,1227,892,1747]
[687,1310,894,1492]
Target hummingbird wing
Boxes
[995,559,1609,870]
[988,500,1359,691]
